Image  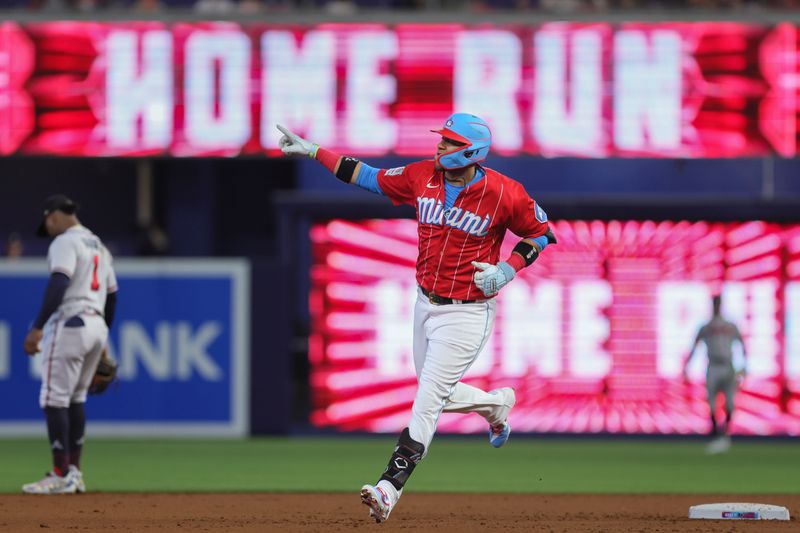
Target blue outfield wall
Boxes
[248,259,292,435]
[0,259,252,437]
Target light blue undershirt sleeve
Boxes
[532,234,549,251]
[354,163,385,196]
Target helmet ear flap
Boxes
[463,150,475,159]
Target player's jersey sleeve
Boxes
[376,162,425,206]
[48,235,77,277]
[104,247,118,293]
[506,180,549,239]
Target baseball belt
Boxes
[420,286,481,306]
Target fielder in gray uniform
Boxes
[683,295,747,454]
[22,195,118,494]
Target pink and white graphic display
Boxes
[309,219,800,435]
[1,21,799,157]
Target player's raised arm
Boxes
[275,124,357,182]
[276,124,380,190]
[276,124,422,207]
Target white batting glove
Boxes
[472,261,516,297]
[276,124,319,158]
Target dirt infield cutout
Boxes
[0,493,796,532]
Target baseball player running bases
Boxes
[278,113,556,522]
[22,195,118,494]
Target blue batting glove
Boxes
[471,261,515,297]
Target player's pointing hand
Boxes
[471,260,516,297]
[276,124,319,158]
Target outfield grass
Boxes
[0,436,798,494]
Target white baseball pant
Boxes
[39,312,108,409]
[706,364,737,414]
[408,287,506,450]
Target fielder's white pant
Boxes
[39,312,108,409]
[706,364,737,414]
[408,287,505,451]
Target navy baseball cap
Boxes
[36,194,78,237]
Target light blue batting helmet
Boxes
[431,113,492,170]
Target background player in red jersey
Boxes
[277,113,556,523]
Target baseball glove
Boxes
[89,349,117,395]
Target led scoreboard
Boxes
[309,219,800,436]
[0,21,798,157]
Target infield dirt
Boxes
[0,493,797,532]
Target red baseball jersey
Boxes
[377,160,549,300]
